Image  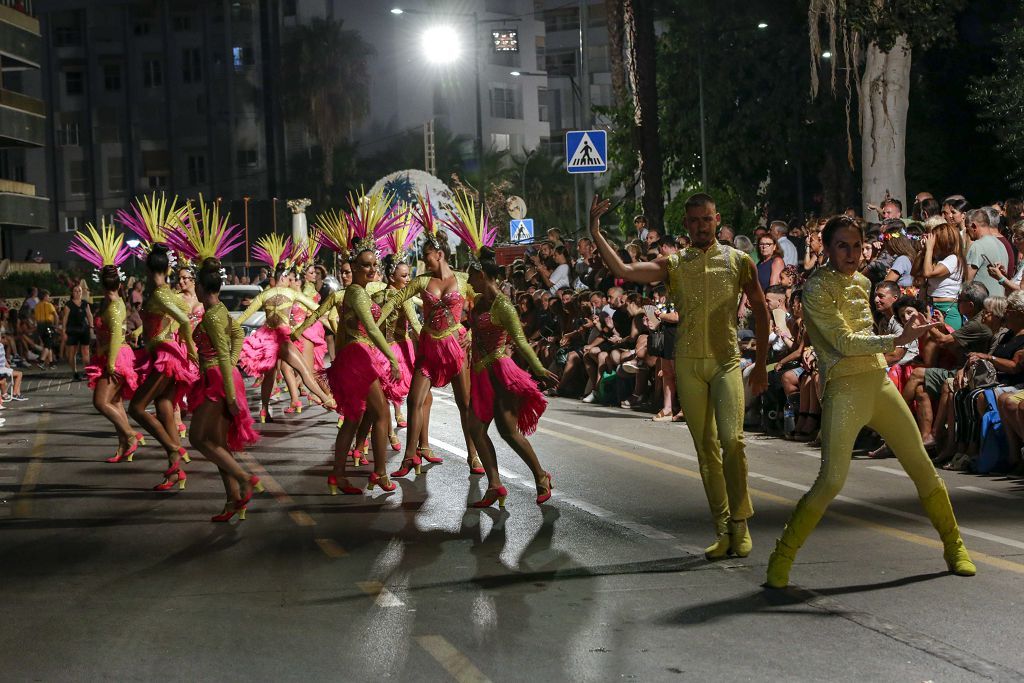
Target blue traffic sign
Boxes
[510,218,535,244]
[565,130,607,174]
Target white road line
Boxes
[957,486,1020,501]
[799,450,821,459]
[868,466,910,478]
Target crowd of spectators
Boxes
[497,194,1024,475]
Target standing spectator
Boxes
[62,284,93,381]
[915,223,966,329]
[802,227,826,275]
[129,280,144,307]
[32,289,58,367]
[770,221,799,266]
[536,245,572,294]
[546,227,566,249]
[633,215,649,242]
[755,234,785,290]
[880,221,919,287]
[717,225,735,245]
[645,226,663,249]
[965,207,1010,296]
[913,196,942,222]
[942,195,971,242]
[20,287,38,315]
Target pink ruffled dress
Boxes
[417,289,468,388]
[469,294,548,435]
[290,301,328,372]
[187,304,259,451]
[375,286,419,404]
[325,286,395,421]
[134,286,199,406]
[85,299,139,400]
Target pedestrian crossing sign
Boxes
[510,218,534,244]
[565,130,607,174]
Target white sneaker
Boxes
[1,393,11,401]
[582,391,597,404]
[0,403,6,410]
[621,360,641,375]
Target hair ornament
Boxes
[443,189,495,270]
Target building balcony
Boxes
[0,87,45,147]
[0,180,49,229]
[0,3,41,70]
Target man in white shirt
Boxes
[770,221,798,266]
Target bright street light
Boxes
[509,70,521,76]
[390,7,403,14]
[822,51,833,59]
[421,25,462,64]
[757,22,768,29]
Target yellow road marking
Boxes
[416,635,491,683]
[357,580,405,607]
[13,414,50,518]
[534,426,1024,576]
[289,510,316,527]
[315,537,346,558]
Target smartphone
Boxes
[981,254,992,266]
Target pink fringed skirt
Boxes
[294,321,329,372]
[417,328,466,388]
[85,345,140,400]
[135,341,199,407]
[383,339,416,403]
[239,325,290,376]
[187,366,260,451]
[326,342,391,421]
[470,357,547,435]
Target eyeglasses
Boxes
[758,242,774,247]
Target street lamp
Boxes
[242,195,251,270]
[822,51,833,59]
[757,22,768,29]
[421,25,461,64]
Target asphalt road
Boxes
[3,370,1024,682]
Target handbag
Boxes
[965,357,999,390]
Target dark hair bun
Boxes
[478,246,497,262]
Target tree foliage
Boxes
[970,6,1024,192]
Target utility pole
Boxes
[424,118,436,177]
[579,0,592,221]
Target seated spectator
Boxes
[874,282,918,367]
[0,341,25,403]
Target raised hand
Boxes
[589,194,612,236]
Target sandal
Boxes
[652,409,673,422]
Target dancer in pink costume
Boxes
[72,222,146,464]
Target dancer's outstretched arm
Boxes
[292,290,337,339]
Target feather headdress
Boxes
[165,195,244,277]
[291,229,323,270]
[117,192,184,254]
[444,190,496,269]
[252,233,293,272]
[70,220,131,283]
[410,190,443,251]
[314,208,352,261]
[346,189,402,257]
[376,204,420,259]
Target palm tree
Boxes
[279,18,373,191]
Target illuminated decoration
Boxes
[492,29,518,53]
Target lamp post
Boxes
[243,195,251,270]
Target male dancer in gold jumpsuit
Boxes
[589,193,770,559]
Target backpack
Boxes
[974,388,1010,474]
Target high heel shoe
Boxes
[284,401,303,415]
[154,462,187,491]
[249,475,265,494]
[177,423,187,439]
[327,474,363,495]
[395,409,407,429]
[259,407,273,423]
[211,503,239,522]
[177,446,191,464]
[389,432,402,452]
[418,447,443,464]
[359,440,369,465]
[391,454,422,478]
[350,449,362,467]
[535,472,553,505]
[468,455,485,476]
[337,416,344,429]
[471,486,508,509]
[106,435,140,463]
[367,472,396,492]
[135,432,146,446]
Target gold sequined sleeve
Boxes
[294,291,320,313]
[293,290,336,338]
[228,314,245,367]
[403,298,422,336]
[105,298,126,374]
[346,285,398,367]
[803,273,895,357]
[493,295,546,376]
[154,287,195,352]
[379,275,426,322]
[203,305,237,404]
[237,290,268,326]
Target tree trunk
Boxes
[624,0,663,229]
[606,0,627,105]
[860,35,910,218]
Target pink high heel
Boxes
[470,486,508,509]
[327,474,363,495]
[367,472,396,492]
[535,472,554,505]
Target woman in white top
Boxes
[538,245,572,294]
[914,222,965,330]
[881,224,919,288]
[987,220,1024,297]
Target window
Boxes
[56,122,80,146]
[63,214,83,232]
[535,36,545,73]
[53,25,82,47]
[64,70,84,96]
[68,160,87,195]
[546,49,576,77]
[102,64,121,91]
[490,133,510,151]
[538,87,550,122]
[187,154,206,185]
[544,8,578,33]
[236,148,258,168]
[489,85,520,119]
[232,46,255,70]
[134,21,151,36]
[182,48,202,83]
[173,15,192,32]
[147,174,167,190]
[143,59,162,87]
[107,158,124,193]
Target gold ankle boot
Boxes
[728,519,752,557]
[920,482,977,577]
[704,519,731,560]
[766,538,798,588]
